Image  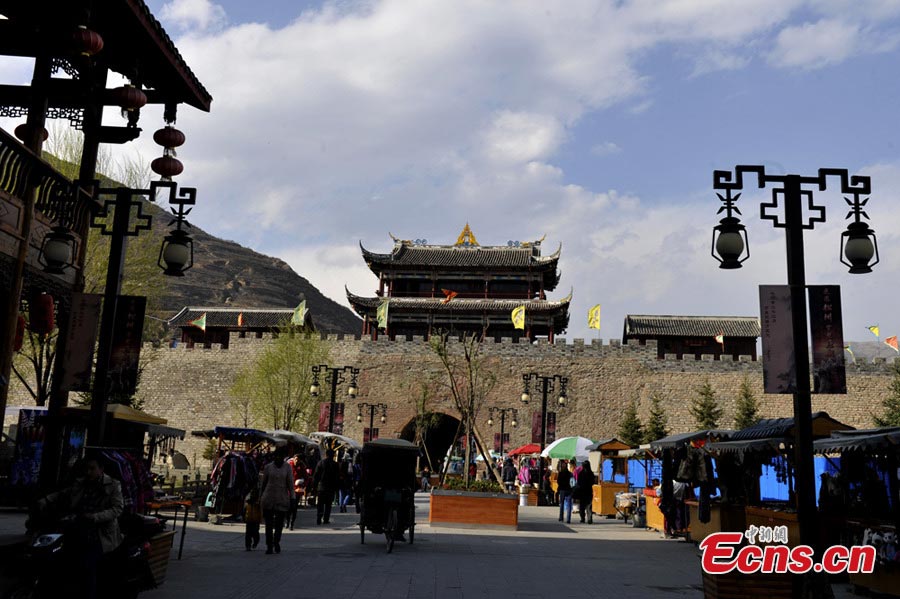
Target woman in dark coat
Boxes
[576,460,596,524]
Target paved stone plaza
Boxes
[0,495,864,599]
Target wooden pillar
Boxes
[379,273,384,296]
[484,279,488,298]
[0,56,52,430]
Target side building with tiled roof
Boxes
[347,225,570,341]
[623,314,760,360]
[168,306,314,348]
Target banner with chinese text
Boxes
[759,285,796,394]
[808,285,846,394]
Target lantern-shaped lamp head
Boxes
[356,413,363,423]
[347,382,358,398]
[310,378,320,397]
[511,418,518,428]
[712,216,749,269]
[40,226,77,275]
[520,391,530,403]
[380,413,386,424]
[558,391,567,407]
[841,221,879,274]
[158,229,193,276]
[487,417,494,426]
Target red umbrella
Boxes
[508,443,541,456]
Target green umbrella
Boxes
[540,436,596,461]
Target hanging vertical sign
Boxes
[318,403,331,432]
[493,432,510,452]
[59,293,102,391]
[546,412,557,444]
[759,285,796,394]
[333,403,345,435]
[107,295,146,396]
[363,428,379,442]
[531,411,542,444]
[808,285,847,394]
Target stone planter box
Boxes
[429,489,518,530]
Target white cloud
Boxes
[482,111,565,164]
[590,141,621,156]
[160,0,226,31]
[768,19,860,69]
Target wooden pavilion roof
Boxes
[0,0,212,111]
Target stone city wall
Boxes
[8,333,898,468]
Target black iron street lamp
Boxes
[711,166,877,590]
[310,365,359,433]
[520,372,567,505]
[487,406,518,456]
[357,401,387,441]
[39,179,199,445]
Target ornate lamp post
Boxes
[711,166,878,594]
[39,180,198,445]
[487,406,518,456]
[520,372,567,505]
[310,365,359,433]
[357,402,387,441]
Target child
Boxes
[244,487,262,550]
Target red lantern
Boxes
[153,126,186,149]
[14,124,49,142]
[110,84,147,111]
[28,293,55,336]
[73,25,104,57]
[151,155,184,178]
[13,315,26,352]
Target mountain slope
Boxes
[147,201,361,333]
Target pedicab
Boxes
[358,438,419,553]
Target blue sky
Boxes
[4,0,900,349]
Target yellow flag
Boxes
[588,304,601,330]
[376,299,390,330]
[511,305,525,330]
[867,325,880,338]
[291,300,308,325]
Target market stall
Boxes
[648,429,733,539]
[813,427,900,597]
[705,412,852,548]
[191,427,280,517]
[585,438,631,517]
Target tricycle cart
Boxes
[358,438,419,553]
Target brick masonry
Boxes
[9,334,899,468]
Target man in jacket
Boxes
[313,448,340,525]
[39,452,124,598]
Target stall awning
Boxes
[145,424,185,440]
[267,430,316,446]
[706,438,785,455]
[649,429,733,450]
[62,404,167,425]
[814,428,900,453]
[729,412,852,441]
[190,426,278,444]
[586,438,631,453]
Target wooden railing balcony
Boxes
[0,126,91,280]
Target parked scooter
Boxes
[5,508,165,599]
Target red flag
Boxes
[237,312,244,327]
[441,289,458,304]
[886,336,899,353]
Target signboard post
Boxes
[59,293,102,392]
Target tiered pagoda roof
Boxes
[360,232,561,290]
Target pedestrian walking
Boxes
[576,460,596,523]
[501,458,518,493]
[338,458,353,513]
[243,487,262,550]
[260,450,294,554]
[313,448,340,525]
[556,460,573,523]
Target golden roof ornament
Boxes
[455,223,479,247]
